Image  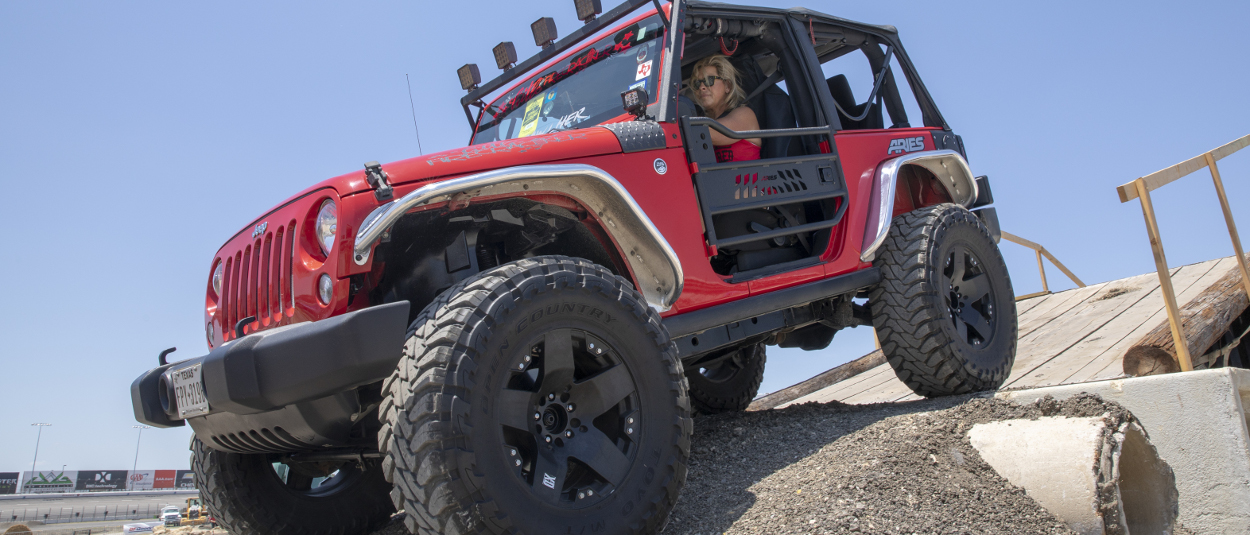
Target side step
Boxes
[663,268,880,360]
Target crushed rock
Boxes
[367,394,1174,534]
[662,393,1130,535]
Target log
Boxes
[1123,261,1250,376]
[747,348,886,411]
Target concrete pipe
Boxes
[967,416,1178,535]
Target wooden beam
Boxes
[747,349,886,411]
[1039,248,1087,287]
[1206,153,1250,301]
[1124,260,1250,374]
[1133,178,1193,371]
[1015,290,1051,301]
[1117,134,1250,203]
[1001,231,1041,250]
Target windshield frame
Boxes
[460,0,682,144]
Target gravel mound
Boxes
[367,394,1144,534]
[663,394,1131,534]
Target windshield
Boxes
[472,14,666,144]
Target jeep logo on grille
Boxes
[251,221,267,239]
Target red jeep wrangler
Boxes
[131,1,1016,533]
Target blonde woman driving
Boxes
[686,55,762,163]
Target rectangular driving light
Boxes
[457,64,481,91]
[574,0,602,23]
[531,17,558,49]
[493,42,518,70]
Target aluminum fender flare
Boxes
[353,164,684,312]
[860,150,978,262]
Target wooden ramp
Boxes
[754,255,1241,408]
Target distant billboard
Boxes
[174,470,197,489]
[21,471,76,493]
[128,470,155,491]
[153,470,176,489]
[75,470,128,492]
[0,472,19,495]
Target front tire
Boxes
[379,256,692,535]
[869,204,1017,397]
[190,437,394,535]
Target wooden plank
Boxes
[1207,154,1250,300]
[1014,291,1055,316]
[786,363,895,406]
[1001,270,1164,388]
[1016,282,1110,340]
[842,375,915,405]
[1018,260,1220,387]
[748,349,885,411]
[1116,134,1250,202]
[1124,257,1250,374]
[1066,257,1232,383]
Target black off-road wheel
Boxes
[190,437,394,535]
[869,203,1017,397]
[684,343,766,414]
[378,256,692,535]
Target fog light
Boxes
[318,274,333,305]
[206,322,214,346]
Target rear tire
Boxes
[190,437,394,535]
[869,204,1017,397]
[684,343,766,414]
[378,256,692,535]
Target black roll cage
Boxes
[457,0,950,135]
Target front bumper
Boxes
[131,302,409,452]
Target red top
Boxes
[714,139,761,163]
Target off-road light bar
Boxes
[621,87,648,117]
[574,0,602,23]
[457,64,481,91]
[493,42,518,71]
[531,17,558,49]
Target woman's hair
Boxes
[686,54,747,112]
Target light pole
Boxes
[130,425,151,490]
[28,423,51,493]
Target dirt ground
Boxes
[368,393,1164,535]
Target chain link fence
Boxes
[1,503,169,524]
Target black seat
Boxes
[728,56,799,159]
[827,74,882,130]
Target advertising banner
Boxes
[152,470,176,489]
[128,470,156,491]
[0,472,19,495]
[75,470,128,492]
[21,471,76,493]
[174,470,197,489]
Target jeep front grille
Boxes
[220,219,296,341]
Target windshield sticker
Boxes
[542,107,590,134]
[427,132,590,165]
[518,96,545,138]
[637,26,647,40]
[636,47,648,63]
[628,80,646,90]
[636,60,652,81]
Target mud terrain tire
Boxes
[190,437,394,535]
[378,256,692,535]
[684,343,766,414]
[869,203,1017,397]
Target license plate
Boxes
[171,363,210,419]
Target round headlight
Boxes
[211,261,224,296]
[318,274,333,305]
[316,199,338,255]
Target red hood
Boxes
[222,128,623,244]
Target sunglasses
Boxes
[690,75,724,90]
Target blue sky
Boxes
[2,0,1247,472]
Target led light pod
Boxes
[457,64,481,91]
[532,17,558,48]
[493,42,517,70]
[574,0,602,23]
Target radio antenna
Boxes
[405,74,425,155]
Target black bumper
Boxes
[131,302,409,451]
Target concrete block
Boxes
[997,368,1250,534]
